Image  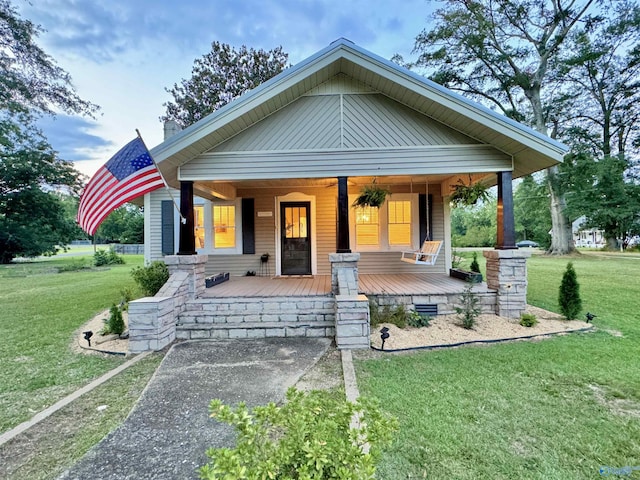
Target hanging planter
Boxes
[352,181,391,208]
[449,176,490,207]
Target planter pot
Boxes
[449,268,483,283]
[205,272,229,288]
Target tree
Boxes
[162,42,288,127]
[0,125,81,263]
[514,175,552,248]
[559,1,640,248]
[413,0,602,254]
[558,261,582,319]
[0,1,95,263]
[96,205,144,244]
[451,196,497,247]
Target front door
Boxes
[280,202,311,275]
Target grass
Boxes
[357,253,640,479]
[0,254,145,433]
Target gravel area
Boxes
[71,309,129,355]
[370,305,592,350]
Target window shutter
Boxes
[419,194,433,241]
[242,198,255,254]
[161,200,175,255]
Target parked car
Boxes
[516,240,539,248]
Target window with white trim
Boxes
[193,198,242,254]
[349,194,418,252]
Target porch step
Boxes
[176,321,335,340]
[176,294,336,340]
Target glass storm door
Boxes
[281,202,311,275]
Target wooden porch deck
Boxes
[200,273,491,298]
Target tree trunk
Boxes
[547,166,575,255]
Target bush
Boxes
[57,258,90,272]
[407,310,431,328]
[559,262,582,320]
[103,304,125,335]
[199,388,397,480]
[456,282,481,329]
[470,252,481,273]
[131,261,169,296]
[519,313,538,327]
[94,248,125,267]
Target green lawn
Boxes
[0,255,145,433]
[357,253,640,479]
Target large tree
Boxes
[413,0,602,254]
[162,42,289,127]
[0,0,96,263]
[559,1,640,248]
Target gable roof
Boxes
[151,38,567,183]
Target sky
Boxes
[16,0,437,178]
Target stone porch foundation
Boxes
[483,249,531,318]
[330,253,370,349]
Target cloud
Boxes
[37,115,113,161]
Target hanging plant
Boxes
[352,181,391,209]
[449,176,490,207]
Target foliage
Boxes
[0,2,96,263]
[413,0,603,254]
[519,313,538,327]
[352,183,391,208]
[407,311,431,328]
[449,178,490,207]
[0,0,97,116]
[451,249,463,269]
[93,248,125,267]
[199,388,397,480]
[95,205,144,244]
[162,42,288,127]
[456,282,481,329]
[469,252,480,273]
[103,304,125,336]
[514,175,551,249]
[131,261,169,296]
[451,198,497,247]
[559,262,582,320]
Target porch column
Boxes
[336,176,351,253]
[496,171,516,249]
[178,181,196,255]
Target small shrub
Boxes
[131,261,170,296]
[451,250,463,269]
[470,252,481,273]
[520,313,538,327]
[199,388,397,480]
[559,262,582,320]
[456,282,481,329]
[103,304,125,335]
[407,310,431,328]
[369,299,381,327]
[94,248,125,267]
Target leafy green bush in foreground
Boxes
[200,388,397,480]
[131,261,169,296]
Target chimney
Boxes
[163,120,182,140]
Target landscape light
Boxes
[380,327,390,350]
[83,330,93,347]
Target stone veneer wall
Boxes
[330,253,370,349]
[483,249,531,318]
[128,255,208,353]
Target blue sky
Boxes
[17,0,436,177]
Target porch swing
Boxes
[400,179,443,265]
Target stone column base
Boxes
[164,254,208,299]
[483,249,531,319]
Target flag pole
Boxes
[135,129,186,224]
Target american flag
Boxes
[77,137,164,235]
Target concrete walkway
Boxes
[59,338,331,480]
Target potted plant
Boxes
[449,176,490,207]
[352,181,391,208]
[449,251,483,283]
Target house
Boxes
[572,216,605,248]
[128,39,568,353]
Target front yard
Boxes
[356,253,640,479]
